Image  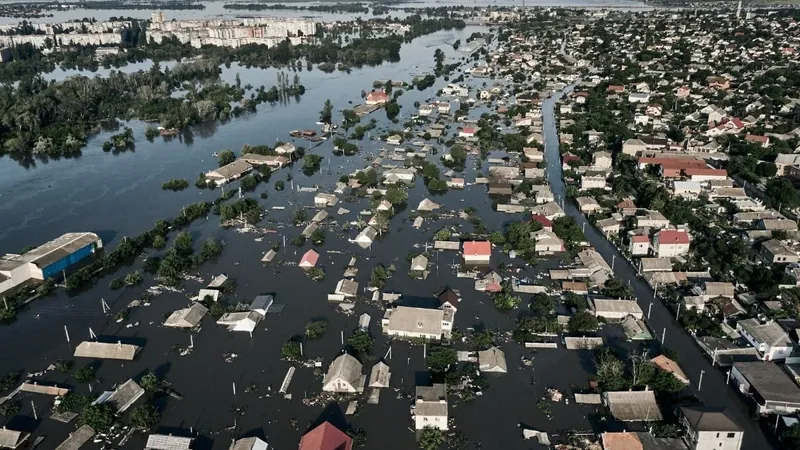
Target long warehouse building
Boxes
[0,232,103,295]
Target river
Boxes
[541,85,777,447]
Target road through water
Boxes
[541,85,776,448]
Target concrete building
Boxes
[680,406,743,450]
[736,318,793,361]
[0,232,102,295]
[148,16,316,49]
[730,361,800,414]
[622,138,647,156]
[415,383,448,430]
[760,239,799,264]
[382,306,454,341]
[636,210,670,229]
[463,241,491,265]
[532,229,565,255]
[629,235,650,256]
[322,353,365,394]
[580,174,607,190]
[652,230,690,258]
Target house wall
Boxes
[683,427,743,450]
[654,242,690,258]
[41,243,97,279]
[385,329,441,341]
[761,247,800,264]
[415,410,448,430]
[630,242,650,256]
[736,324,793,361]
[463,255,491,265]
[323,378,356,393]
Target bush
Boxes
[74,365,95,383]
[281,340,302,359]
[305,320,328,339]
[130,404,160,430]
[80,403,114,433]
[348,329,374,354]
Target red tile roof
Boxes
[463,241,491,256]
[602,432,643,450]
[366,91,388,101]
[531,214,553,228]
[632,235,649,243]
[744,134,769,144]
[299,422,353,450]
[462,127,476,134]
[299,249,319,267]
[657,230,690,245]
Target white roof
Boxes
[145,435,192,450]
[383,306,447,337]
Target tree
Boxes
[629,350,655,387]
[281,340,302,359]
[54,359,74,373]
[567,311,598,334]
[81,404,115,433]
[140,373,163,393]
[651,370,685,393]
[781,423,800,449]
[369,265,389,288]
[427,346,457,373]
[74,365,95,383]
[305,320,328,339]
[218,150,236,167]
[342,109,360,128]
[348,330,374,354]
[765,177,800,209]
[471,330,494,350]
[594,347,626,391]
[152,234,167,249]
[385,186,408,205]
[320,99,333,124]
[385,101,401,120]
[130,404,160,430]
[603,278,634,299]
[311,228,325,245]
[275,180,285,191]
[419,426,444,450]
[492,292,521,311]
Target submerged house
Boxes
[322,353,366,393]
[164,303,208,328]
[74,341,141,361]
[216,311,262,333]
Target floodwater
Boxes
[0,25,603,450]
[0,0,651,25]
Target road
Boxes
[540,86,776,448]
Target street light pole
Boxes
[661,327,666,345]
[612,254,616,271]
[676,303,681,321]
[698,370,706,391]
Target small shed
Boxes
[478,346,508,373]
[368,361,391,388]
[164,303,208,328]
[358,313,371,330]
[250,295,274,316]
[261,249,277,263]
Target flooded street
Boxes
[0,24,594,450]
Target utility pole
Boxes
[611,254,616,271]
[698,370,706,391]
[661,327,666,345]
[648,302,653,320]
[676,303,681,321]
[64,325,70,344]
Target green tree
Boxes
[140,373,163,393]
[385,101,401,120]
[218,150,236,167]
[567,311,598,334]
[342,109,360,128]
[594,347,626,391]
[603,278,634,299]
[651,370,686,393]
[311,228,325,245]
[320,99,333,124]
[348,329,374,354]
[74,365,96,383]
[492,292,521,311]
[305,320,328,339]
[385,186,408,205]
[471,330,494,350]
[275,180,285,191]
[419,426,444,450]
[281,340,302,359]
[765,177,800,209]
[130,404,160,430]
[427,346,457,373]
[152,234,167,249]
[781,423,800,449]
[0,401,20,417]
[81,404,115,433]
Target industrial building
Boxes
[0,232,103,295]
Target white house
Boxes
[592,151,612,169]
[736,318,794,361]
[652,230,690,258]
[365,90,388,105]
[532,229,565,255]
[459,127,477,138]
[322,353,366,393]
[382,306,454,341]
[628,92,650,103]
[580,175,607,190]
[681,406,743,450]
[216,311,262,333]
[463,241,491,265]
[275,142,296,155]
[352,226,378,249]
[415,384,448,431]
[673,181,702,198]
[629,235,650,256]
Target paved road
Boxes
[541,87,776,448]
